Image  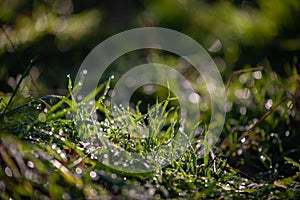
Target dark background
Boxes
[0,0,299,96]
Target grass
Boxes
[0,58,300,199]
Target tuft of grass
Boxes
[0,62,300,199]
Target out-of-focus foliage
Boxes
[140,0,300,73]
[0,0,103,95]
[0,0,299,94]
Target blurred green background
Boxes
[0,0,299,96]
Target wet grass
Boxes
[0,60,300,199]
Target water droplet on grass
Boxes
[285,131,290,137]
[265,99,273,110]
[36,104,42,110]
[287,100,293,109]
[260,155,266,161]
[89,188,98,196]
[111,173,117,179]
[27,161,35,168]
[237,148,243,155]
[90,171,97,178]
[4,167,12,177]
[252,71,262,79]
[75,167,82,175]
[62,193,71,200]
[239,107,247,115]
[38,113,46,122]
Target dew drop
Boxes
[5,167,12,177]
[265,99,273,110]
[62,193,71,200]
[90,188,97,196]
[27,161,35,168]
[111,173,117,179]
[188,92,200,104]
[90,171,97,178]
[239,107,247,115]
[260,155,266,161]
[239,74,248,84]
[75,167,82,175]
[36,104,42,110]
[77,95,83,101]
[287,100,293,109]
[285,131,290,137]
[237,148,243,155]
[38,113,46,122]
[51,143,57,149]
[252,71,262,79]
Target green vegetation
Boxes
[0,0,300,199]
[0,61,299,199]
